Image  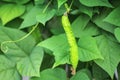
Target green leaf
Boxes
[78,4,93,18]
[94,35,120,78]
[30,68,67,80]
[0,55,21,80]
[79,0,113,7]
[38,34,68,51]
[0,27,36,61]
[0,4,25,25]
[36,9,56,25]
[20,6,56,28]
[78,36,103,61]
[17,46,44,77]
[52,44,70,68]
[2,0,29,4]
[57,0,67,9]
[93,64,109,80]
[71,1,93,17]
[72,14,90,31]
[72,15,100,38]
[114,28,120,42]
[0,27,42,77]
[38,34,70,67]
[20,6,43,29]
[104,6,120,26]
[92,9,116,33]
[70,69,90,80]
[20,2,34,19]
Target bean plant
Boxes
[0,0,120,80]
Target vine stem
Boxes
[42,0,52,13]
[65,0,74,13]
[69,0,74,11]
[1,23,39,53]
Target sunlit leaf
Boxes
[38,34,70,67]
[0,4,25,25]
[36,9,56,25]
[94,35,120,78]
[78,36,103,61]
[72,15,100,38]
[0,27,36,62]
[17,46,44,77]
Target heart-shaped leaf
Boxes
[17,46,44,77]
[94,35,120,78]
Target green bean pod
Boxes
[62,13,79,74]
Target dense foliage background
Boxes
[0,0,120,80]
